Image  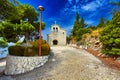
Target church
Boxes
[47,23,67,46]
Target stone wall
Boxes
[47,24,67,46]
[5,55,49,75]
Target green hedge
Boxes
[8,40,50,56]
[8,46,25,56]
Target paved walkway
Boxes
[0,46,120,80]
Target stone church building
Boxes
[47,23,66,46]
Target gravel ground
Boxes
[0,58,6,74]
[0,46,120,80]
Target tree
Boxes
[97,17,106,28]
[6,4,42,41]
[71,12,88,41]
[7,4,38,23]
[0,1,45,42]
[0,0,20,20]
[0,0,14,20]
[0,20,18,42]
[100,12,120,55]
[72,12,80,36]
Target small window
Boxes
[63,32,64,34]
[56,27,58,32]
[53,27,55,31]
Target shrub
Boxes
[8,40,51,56]
[24,47,38,56]
[100,12,120,56]
[41,44,50,56]
[8,46,25,56]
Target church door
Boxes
[53,40,58,45]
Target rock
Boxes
[116,57,120,62]
[5,55,49,75]
[52,59,56,62]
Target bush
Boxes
[100,12,120,56]
[8,46,25,56]
[41,44,50,56]
[24,47,38,56]
[8,40,51,56]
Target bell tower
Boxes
[47,23,66,46]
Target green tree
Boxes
[0,1,45,42]
[87,26,97,33]
[100,12,120,55]
[97,17,106,28]
[71,12,88,41]
[7,4,38,23]
[72,12,80,36]
[0,20,18,42]
[0,0,20,20]
[0,0,14,20]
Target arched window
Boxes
[56,27,58,32]
[53,27,55,31]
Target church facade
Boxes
[47,24,66,46]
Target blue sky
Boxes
[18,0,116,40]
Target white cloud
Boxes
[81,2,99,11]
[81,0,106,11]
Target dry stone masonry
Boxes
[47,23,67,46]
[5,55,49,75]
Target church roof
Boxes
[51,24,66,31]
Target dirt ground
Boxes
[85,49,120,71]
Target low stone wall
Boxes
[5,55,49,75]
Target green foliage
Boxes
[19,20,35,31]
[15,42,22,46]
[100,12,120,55]
[0,1,46,42]
[28,40,50,56]
[97,17,106,28]
[0,21,18,42]
[0,37,8,47]
[71,12,88,41]
[0,20,35,42]
[0,0,15,20]
[41,44,50,56]
[8,40,51,56]
[24,47,38,56]
[8,46,25,56]
[7,4,38,23]
[32,22,45,30]
[72,12,80,36]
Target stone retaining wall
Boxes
[5,55,49,75]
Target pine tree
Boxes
[97,17,106,28]
[72,12,80,36]
[71,12,88,41]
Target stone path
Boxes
[0,46,120,80]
